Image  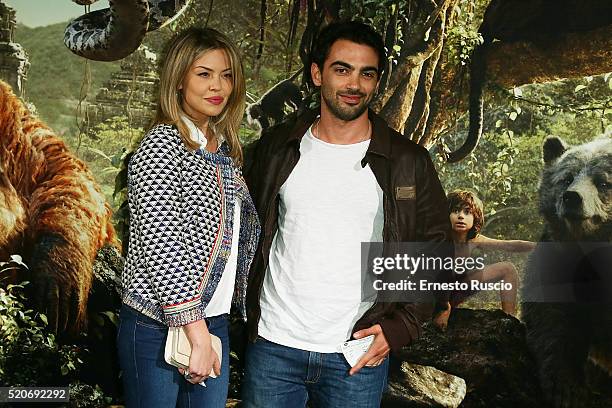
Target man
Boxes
[242,21,450,407]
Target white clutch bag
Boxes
[164,326,222,378]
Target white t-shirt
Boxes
[258,125,384,352]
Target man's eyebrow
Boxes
[329,60,378,74]
[330,60,353,70]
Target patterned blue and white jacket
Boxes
[122,123,260,327]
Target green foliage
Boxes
[68,382,111,408]
[0,279,113,405]
[0,283,81,384]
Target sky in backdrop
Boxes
[4,0,105,28]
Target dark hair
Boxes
[447,189,484,240]
[309,21,386,78]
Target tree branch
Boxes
[205,0,214,27]
[373,15,444,110]
[411,44,443,145]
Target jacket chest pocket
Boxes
[392,182,417,241]
[395,186,416,200]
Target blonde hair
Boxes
[153,27,246,166]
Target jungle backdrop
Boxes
[1,0,611,406]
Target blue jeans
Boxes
[116,304,230,408]
[242,336,389,408]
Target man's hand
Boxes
[349,324,390,375]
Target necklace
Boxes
[312,117,371,143]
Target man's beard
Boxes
[321,87,373,121]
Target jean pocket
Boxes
[136,318,167,330]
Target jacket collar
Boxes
[285,108,392,160]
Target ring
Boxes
[184,371,192,380]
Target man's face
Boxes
[311,39,380,121]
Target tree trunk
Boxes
[372,0,459,147]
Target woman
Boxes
[117,28,260,407]
[433,189,535,330]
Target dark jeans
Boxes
[241,336,389,408]
[117,304,229,408]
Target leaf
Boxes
[40,314,48,325]
[83,146,112,162]
[509,112,518,121]
[495,119,503,128]
[574,84,587,92]
[101,311,119,327]
[513,87,522,97]
[604,72,611,82]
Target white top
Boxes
[205,198,242,316]
[258,125,384,352]
[183,115,240,317]
[182,115,225,147]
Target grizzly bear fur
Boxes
[522,135,612,408]
[0,80,116,334]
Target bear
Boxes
[521,135,612,408]
[0,80,117,334]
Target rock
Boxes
[394,308,545,408]
[382,362,466,408]
[89,245,123,312]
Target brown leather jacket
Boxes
[244,109,450,351]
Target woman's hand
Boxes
[178,319,221,384]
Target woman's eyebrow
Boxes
[194,66,232,72]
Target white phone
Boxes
[340,335,375,367]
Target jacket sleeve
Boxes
[379,149,450,351]
[129,128,206,326]
[243,127,276,220]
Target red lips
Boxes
[206,96,224,105]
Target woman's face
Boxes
[450,207,474,234]
[179,48,233,123]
